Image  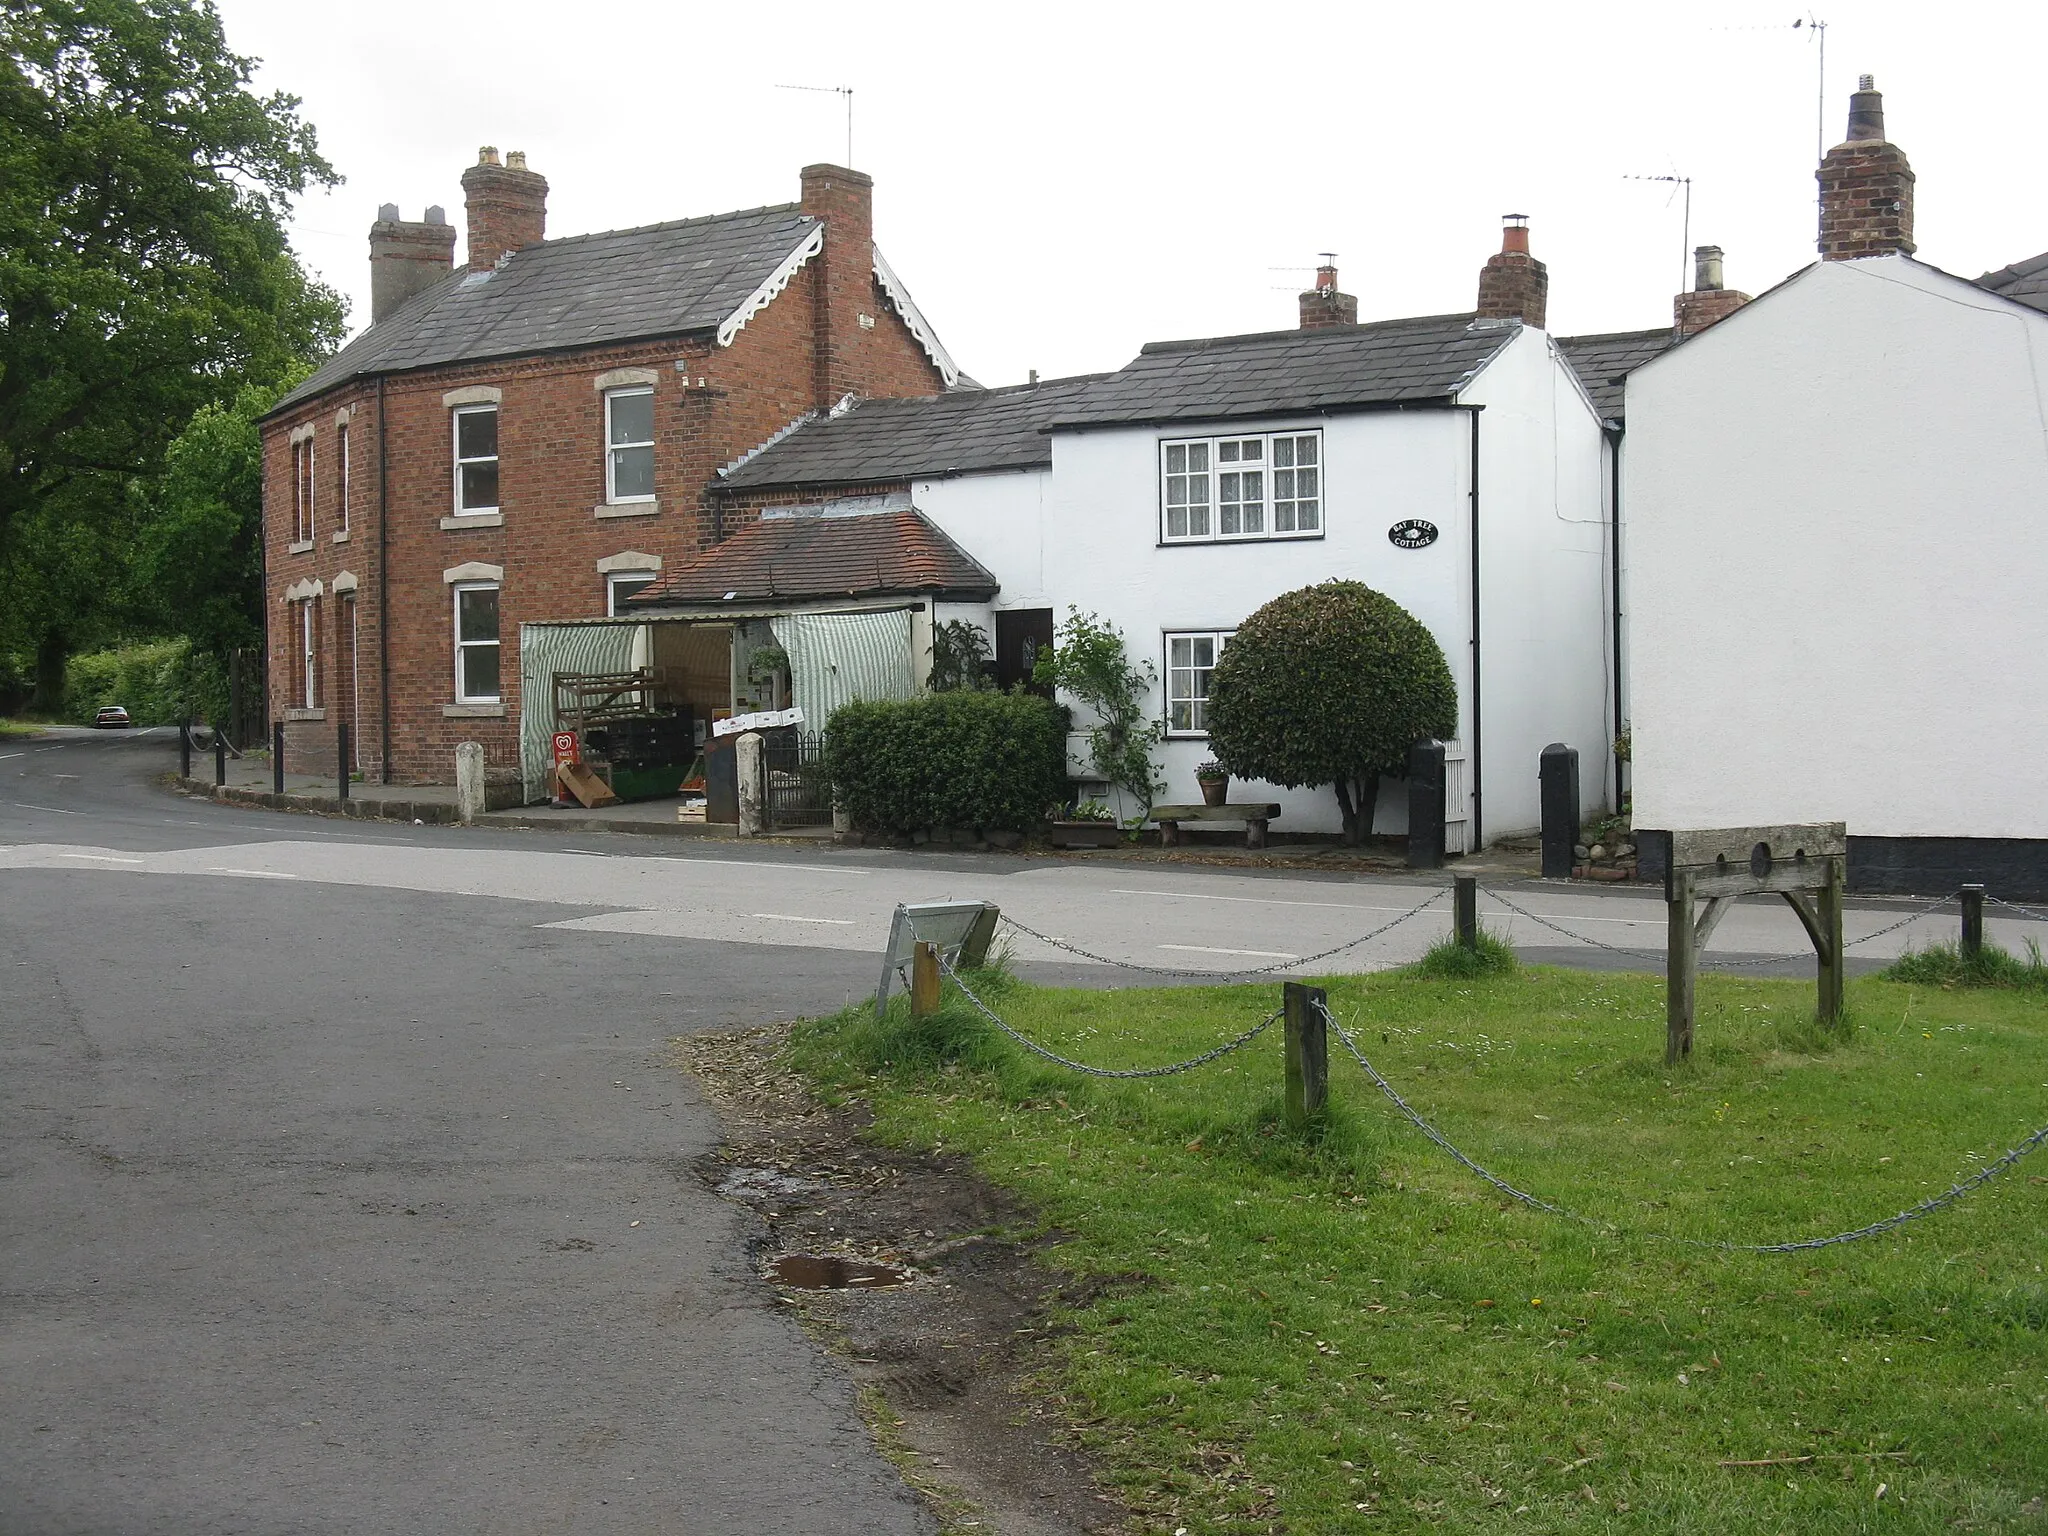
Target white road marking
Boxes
[209,867,300,879]
[750,912,856,925]
[0,753,23,760]
[58,853,143,864]
[1159,943,1300,960]
[12,803,77,814]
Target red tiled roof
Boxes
[629,508,997,607]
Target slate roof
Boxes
[720,373,1109,490]
[1038,313,1517,429]
[628,508,998,607]
[273,205,820,412]
[1975,251,2048,315]
[1557,327,1679,426]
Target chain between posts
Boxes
[1988,894,2048,925]
[1315,998,2048,1253]
[996,887,1447,980]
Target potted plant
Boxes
[1046,797,1122,849]
[1195,760,1230,808]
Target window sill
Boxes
[1157,531,1325,548]
[443,702,506,718]
[443,512,503,529]
[287,539,314,555]
[332,529,350,543]
[594,499,659,519]
[285,707,326,722]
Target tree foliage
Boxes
[1032,607,1163,822]
[927,618,993,692]
[1205,581,1456,844]
[0,0,346,543]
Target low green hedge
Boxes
[63,638,226,726]
[828,690,1068,834]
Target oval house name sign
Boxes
[1387,519,1439,550]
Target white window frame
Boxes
[293,437,315,543]
[1159,429,1322,544]
[452,581,502,703]
[451,404,500,517]
[606,569,658,616]
[299,597,319,709]
[336,421,350,535]
[603,386,656,504]
[1164,629,1233,737]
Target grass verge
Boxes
[788,964,2048,1533]
[1887,940,2048,993]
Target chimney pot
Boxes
[1846,76,1886,142]
[425,204,446,225]
[1475,216,1546,329]
[478,145,500,166]
[1693,244,1725,292]
[1818,77,1914,258]
[507,150,527,170]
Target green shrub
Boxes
[828,689,1069,834]
[1207,580,1456,843]
[61,637,226,725]
[1885,939,2048,991]
[1409,927,1520,979]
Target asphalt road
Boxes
[3,729,2031,1533]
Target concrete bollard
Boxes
[1539,743,1580,879]
[736,732,765,837]
[454,741,486,825]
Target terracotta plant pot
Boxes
[1198,776,1229,807]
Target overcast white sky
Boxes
[217,0,2045,387]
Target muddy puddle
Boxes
[769,1253,910,1290]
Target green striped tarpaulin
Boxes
[517,622,640,802]
[770,610,915,727]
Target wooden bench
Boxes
[1152,802,1282,850]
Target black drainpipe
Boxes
[1606,426,1624,814]
[1464,404,1484,850]
[377,375,392,784]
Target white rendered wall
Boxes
[1627,255,2048,839]
[1461,327,1615,835]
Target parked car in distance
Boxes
[93,706,131,728]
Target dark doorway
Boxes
[994,608,1055,696]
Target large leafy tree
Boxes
[0,0,345,698]
[1206,581,1456,844]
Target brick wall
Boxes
[260,210,947,785]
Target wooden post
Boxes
[272,720,285,793]
[1283,981,1329,1128]
[1666,872,1696,1064]
[1817,855,1845,1026]
[337,723,350,801]
[1454,875,1478,952]
[1960,884,1985,960]
[909,940,941,1019]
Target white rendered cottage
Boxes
[707,229,1621,847]
[1625,79,2048,896]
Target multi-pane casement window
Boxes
[1165,630,1233,735]
[452,405,500,516]
[606,570,657,615]
[291,437,315,543]
[1159,430,1321,543]
[605,387,655,503]
[336,422,350,536]
[453,583,501,702]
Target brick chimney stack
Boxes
[368,203,455,324]
[1299,256,1358,329]
[800,163,876,409]
[1817,76,1914,259]
[460,146,548,270]
[1475,215,1548,329]
[1673,244,1751,336]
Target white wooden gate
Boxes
[1442,742,1472,854]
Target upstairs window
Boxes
[453,583,501,702]
[453,405,499,516]
[336,422,350,535]
[1159,430,1321,543]
[292,436,315,543]
[605,387,655,502]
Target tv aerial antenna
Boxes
[1623,172,1693,296]
[775,84,854,167]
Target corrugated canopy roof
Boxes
[1039,312,1518,429]
[628,507,997,607]
[273,205,821,411]
[719,373,1108,490]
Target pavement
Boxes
[4,726,2038,1533]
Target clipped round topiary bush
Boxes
[1206,580,1456,844]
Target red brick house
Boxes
[260,147,961,787]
